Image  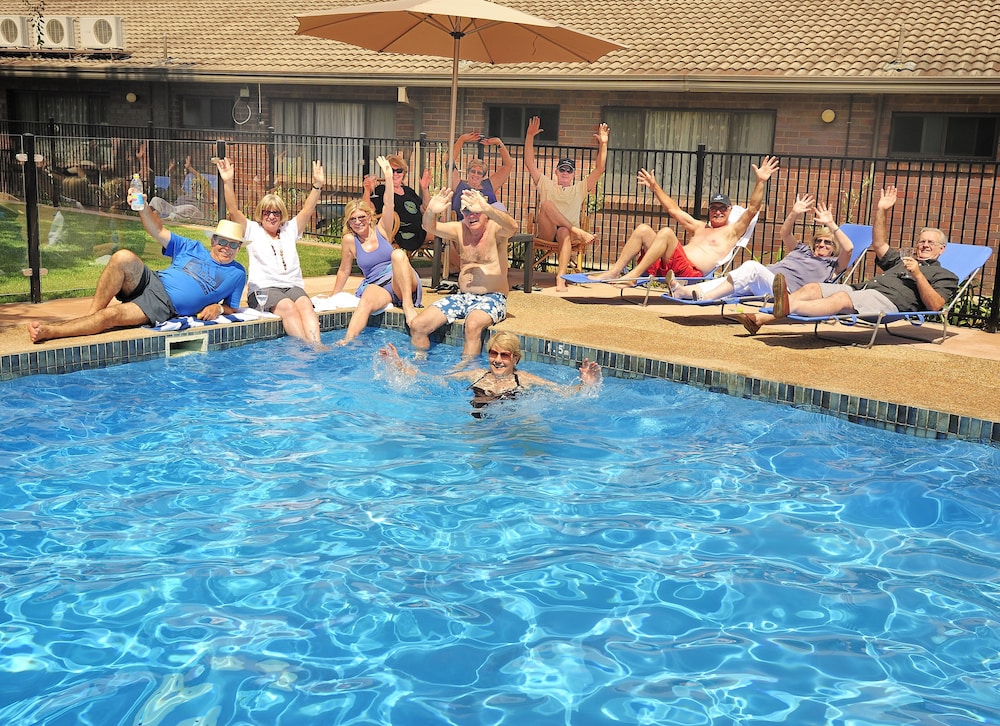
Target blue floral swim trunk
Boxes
[433,292,507,324]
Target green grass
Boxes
[0,203,350,302]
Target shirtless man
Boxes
[589,156,779,282]
[524,116,609,292]
[408,187,518,358]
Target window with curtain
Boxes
[272,100,396,181]
[604,107,774,198]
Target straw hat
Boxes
[210,219,245,243]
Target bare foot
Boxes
[572,227,596,246]
[28,321,50,344]
[553,284,571,293]
[586,270,624,281]
[404,309,419,328]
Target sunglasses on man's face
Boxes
[213,237,241,250]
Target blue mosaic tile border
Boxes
[2,311,997,448]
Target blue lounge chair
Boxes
[660,223,874,317]
[561,208,759,307]
[777,242,993,348]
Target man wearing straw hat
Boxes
[29,197,247,344]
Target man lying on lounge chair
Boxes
[587,156,778,283]
[739,184,958,335]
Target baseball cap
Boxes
[556,157,576,172]
[709,193,732,206]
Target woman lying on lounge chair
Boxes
[668,194,853,301]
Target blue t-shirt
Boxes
[157,233,246,316]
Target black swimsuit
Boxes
[470,372,523,417]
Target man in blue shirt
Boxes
[29,198,246,344]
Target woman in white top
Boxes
[218,156,325,347]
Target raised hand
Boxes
[526,116,542,138]
[426,188,454,215]
[814,202,834,226]
[215,156,235,184]
[460,188,489,214]
[636,168,659,190]
[579,359,602,386]
[312,160,325,188]
[878,184,898,210]
[375,155,392,179]
[792,193,815,215]
[419,168,432,191]
[752,155,780,183]
[594,123,610,146]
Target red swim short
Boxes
[648,245,702,278]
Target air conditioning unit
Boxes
[39,15,75,49]
[0,15,30,48]
[80,16,124,51]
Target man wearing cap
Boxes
[408,187,518,358]
[586,157,779,283]
[524,116,609,292]
[29,196,247,344]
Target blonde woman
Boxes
[331,156,423,344]
[218,156,325,346]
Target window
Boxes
[603,108,775,198]
[272,100,396,180]
[485,105,559,144]
[181,97,237,130]
[890,114,999,159]
[9,91,107,126]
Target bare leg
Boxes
[272,298,306,341]
[553,228,573,291]
[293,295,324,347]
[389,249,419,326]
[340,286,393,344]
[409,306,447,353]
[87,249,148,314]
[461,309,494,358]
[589,224,656,280]
[30,301,149,343]
[741,283,853,334]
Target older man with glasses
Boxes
[740,184,959,336]
[669,193,853,301]
[29,193,247,344]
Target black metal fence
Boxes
[2,119,997,330]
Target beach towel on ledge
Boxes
[151,308,277,332]
[312,292,392,315]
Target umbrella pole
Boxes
[433,32,463,289]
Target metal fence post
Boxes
[22,134,42,303]
[693,144,707,219]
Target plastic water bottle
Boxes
[129,173,145,211]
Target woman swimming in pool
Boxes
[378,331,602,415]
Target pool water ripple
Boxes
[0,329,999,725]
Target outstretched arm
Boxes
[423,188,462,241]
[780,193,814,251]
[450,131,480,189]
[130,188,171,247]
[294,161,326,234]
[374,156,395,240]
[216,157,248,228]
[637,168,698,231]
[733,155,779,237]
[584,123,610,194]
[484,136,514,190]
[523,116,543,185]
[872,185,897,260]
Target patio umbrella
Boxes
[295,0,623,171]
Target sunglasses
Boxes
[709,205,729,212]
[391,168,405,174]
[467,169,485,176]
[213,237,242,250]
[814,239,834,248]
[262,210,281,219]
[488,349,513,360]
[348,215,369,224]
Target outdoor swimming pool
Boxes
[1,328,998,725]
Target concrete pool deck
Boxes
[1,269,998,444]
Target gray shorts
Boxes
[817,283,899,317]
[118,267,176,325]
[250,286,307,312]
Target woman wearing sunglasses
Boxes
[668,194,854,301]
[362,153,431,254]
[217,156,326,347]
[378,331,601,417]
[330,156,423,345]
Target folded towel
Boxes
[151,308,277,332]
[312,292,392,315]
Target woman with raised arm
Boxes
[217,156,325,347]
[331,155,423,345]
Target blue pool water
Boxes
[1,328,998,725]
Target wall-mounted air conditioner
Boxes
[0,15,30,48]
[80,16,124,51]
[39,15,75,49]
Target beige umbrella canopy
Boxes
[295,0,623,169]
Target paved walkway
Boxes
[2,271,998,424]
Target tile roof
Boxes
[1,0,999,90]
